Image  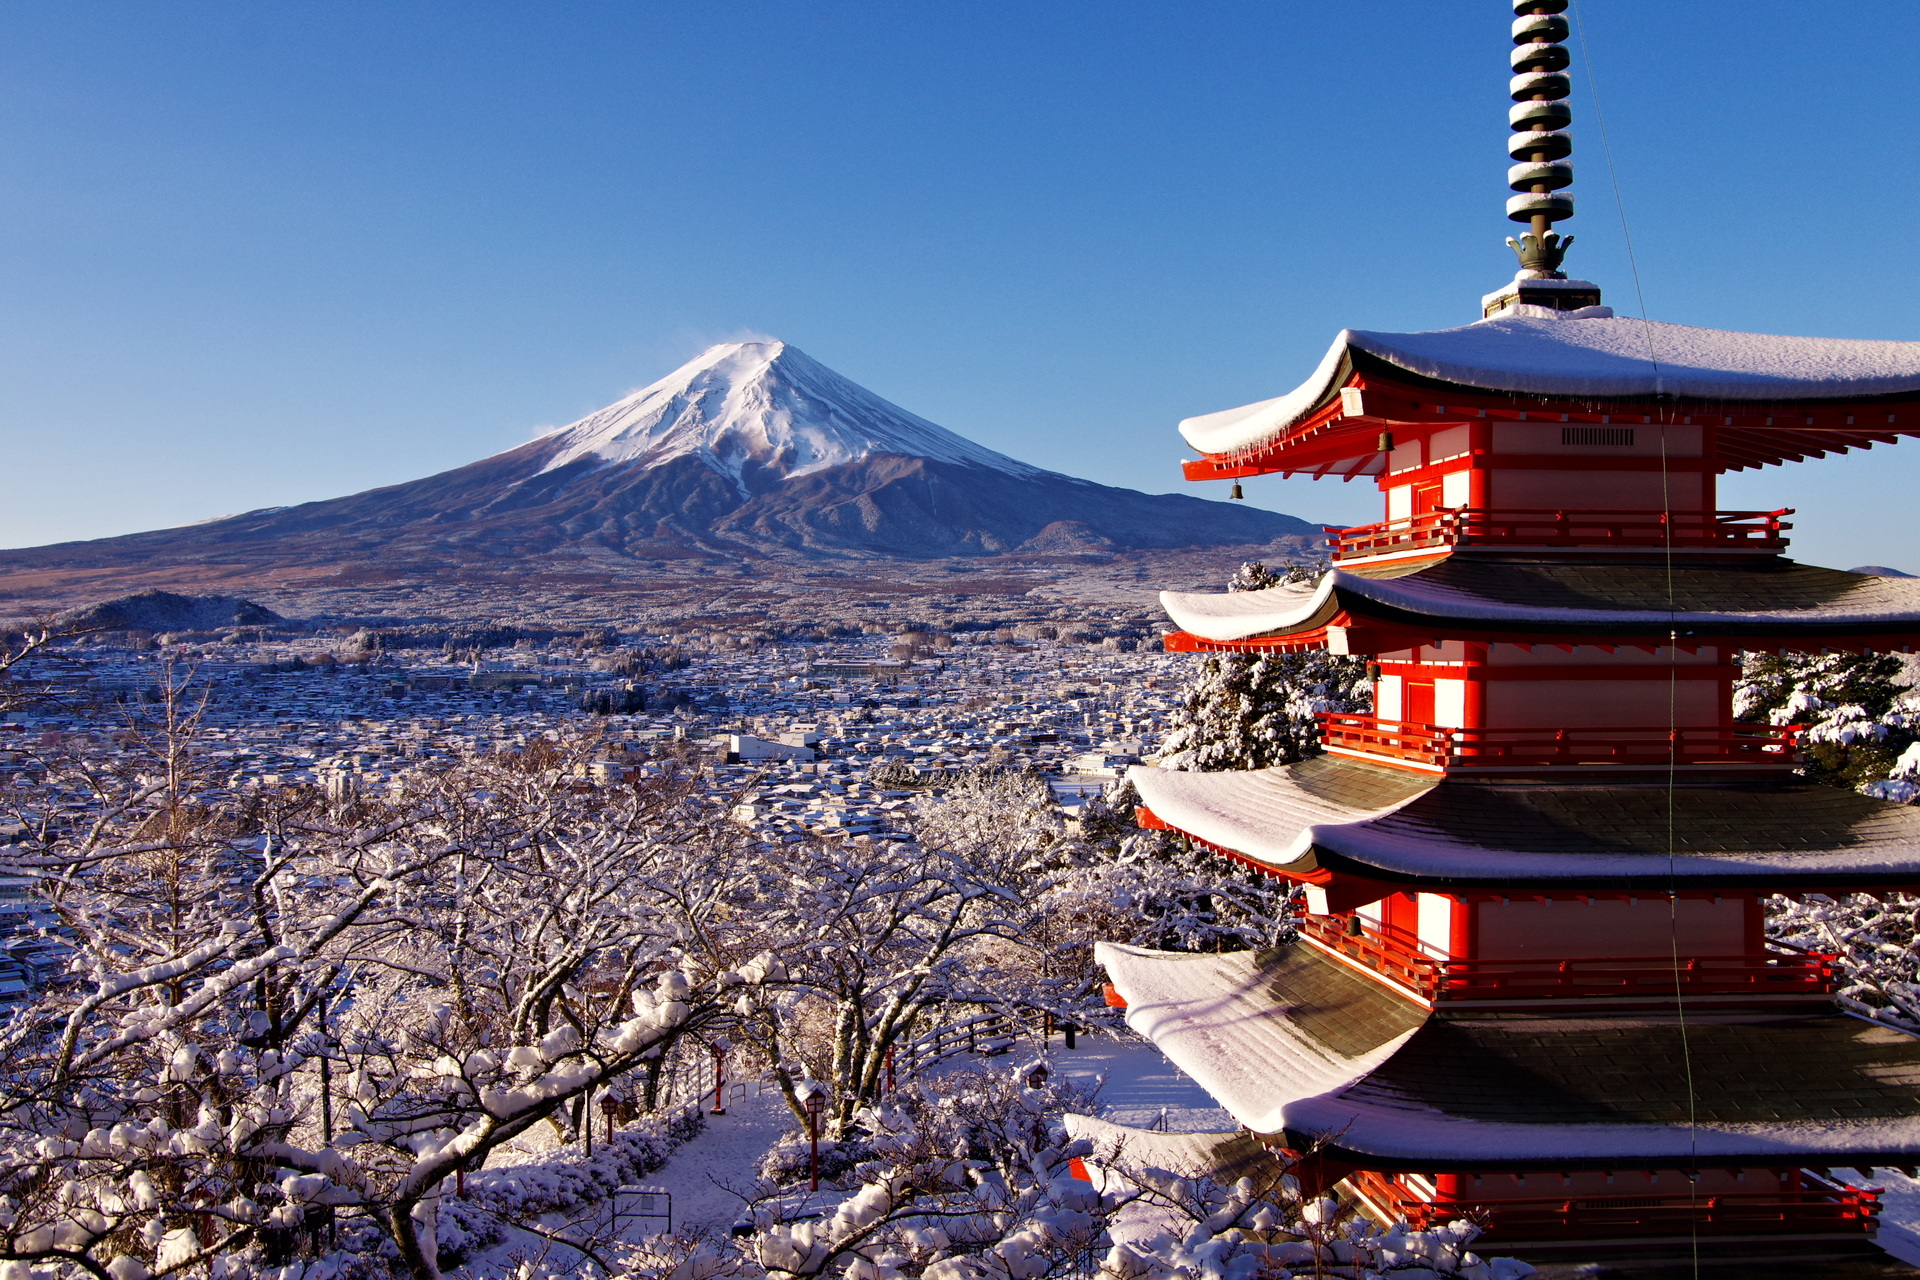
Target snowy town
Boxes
[0,618,1184,852]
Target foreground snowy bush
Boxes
[0,712,779,1280]
[716,1066,1533,1280]
[437,1106,706,1267]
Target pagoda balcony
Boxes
[1346,1169,1879,1241]
[1317,712,1800,770]
[1295,913,1839,1004]
[1326,507,1792,561]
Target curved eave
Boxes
[1182,364,1920,484]
[1180,318,1920,478]
[1099,942,1920,1167]
[1161,569,1920,647]
[1293,1081,1920,1169]
[1131,761,1920,890]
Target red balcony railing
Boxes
[1346,1168,1879,1240]
[1317,713,1800,769]
[1326,508,1792,560]
[1295,914,1839,1003]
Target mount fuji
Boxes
[0,341,1316,575]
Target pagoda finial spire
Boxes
[1484,0,1603,317]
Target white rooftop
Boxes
[1159,567,1920,644]
[1100,943,1920,1161]
[1095,943,1415,1136]
[1181,312,1920,457]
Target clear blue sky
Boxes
[3,1,1917,571]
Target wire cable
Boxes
[1571,5,1701,1272]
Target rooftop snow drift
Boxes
[1181,314,1920,458]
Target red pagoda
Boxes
[1097,1,1920,1268]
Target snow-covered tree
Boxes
[728,810,1039,1141]
[1736,651,1920,796]
[1046,781,1295,964]
[1156,563,1370,773]
[0,720,776,1280]
[1770,893,1920,1031]
[1735,655,1920,1042]
[727,1064,1534,1280]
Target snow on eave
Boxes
[1128,762,1430,872]
[1159,575,1336,643]
[1163,568,1920,644]
[1292,1100,1920,1163]
[1130,762,1920,881]
[1094,943,1422,1136]
[1175,314,1920,461]
[1062,1116,1259,1184]
[1176,335,1352,458]
[1335,570,1920,629]
[1350,315,1920,403]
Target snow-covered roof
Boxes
[1181,313,1920,457]
[1129,757,1920,885]
[1060,1116,1269,1184]
[1160,559,1920,643]
[1101,943,1920,1162]
[1130,754,1430,872]
[1095,942,1423,1136]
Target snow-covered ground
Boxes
[611,1023,1226,1245]
[1049,1027,1236,1133]
[1835,1167,1920,1270]
[450,1028,1223,1276]
[615,1081,794,1238]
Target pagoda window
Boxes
[1432,678,1468,728]
[1472,896,1752,961]
[1429,423,1471,463]
[1491,421,1705,458]
[1483,676,1722,729]
[1375,673,1403,720]
[1387,484,1413,520]
[1440,468,1471,507]
[1386,436,1424,474]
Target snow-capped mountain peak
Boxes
[535,341,1043,490]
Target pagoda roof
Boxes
[1100,941,1920,1166]
[1160,557,1920,644]
[1182,313,1920,460]
[1128,754,1920,888]
[1062,1116,1272,1184]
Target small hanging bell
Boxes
[1229,482,1245,500]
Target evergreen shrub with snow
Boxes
[1736,651,1920,798]
[1156,563,1370,773]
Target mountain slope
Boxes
[0,341,1317,569]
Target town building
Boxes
[1100,0,1920,1267]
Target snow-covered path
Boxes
[619,1082,794,1238]
[612,1024,1220,1242]
[449,1026,1220,1276]
[1050,1027,1235,1133]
